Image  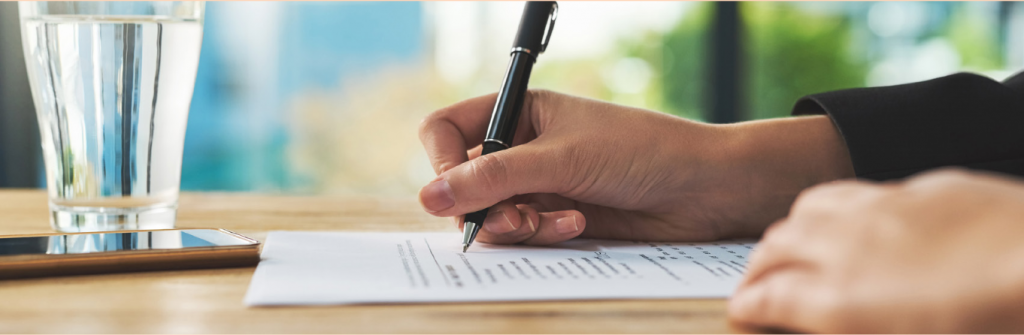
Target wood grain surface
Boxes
[0,190,740,333]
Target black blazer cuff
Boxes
[792,72,1024,180]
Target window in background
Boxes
[139,1,1024,196]
[181,1,701,196]
[744,2,868,120]
[658,2,1014,121]
[184,1,429,194]
[3,2,1019,193]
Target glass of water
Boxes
[18,2,204,232]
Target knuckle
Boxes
[525,89,551,120]
[796,180,870,203]
[916,167,973,183]
[760,220,791,243]
[928,166,972,177]
[790,188,819,212]
[758,226,797,257]
[790,181,892,225]
[469,154,509,193]
[526,88,554,102]
[417,113,442,139]
[905,167,977,195]
[792,182,841,211]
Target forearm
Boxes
[716,115,854,236]
[735,115,855,187]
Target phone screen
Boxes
[0,229,257,257]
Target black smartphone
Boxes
[0,229,260,279]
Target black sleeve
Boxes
[792,71,1024,180]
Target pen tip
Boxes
[462,244,468,253]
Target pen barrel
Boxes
[484,52,533,146]
[513,1,557,53]
[465,1,555,251]
[462,142,507,230]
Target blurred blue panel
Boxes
[182,2,238,191]
[183,1,424,191]
[279,1,424,95]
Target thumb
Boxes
[418,144,566,217]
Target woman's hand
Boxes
[418,90,853,245]
[730,169,1024,333]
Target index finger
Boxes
[419,93,499,174]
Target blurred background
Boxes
[1,1,1022,196]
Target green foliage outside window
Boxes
[660,3,710,120]
[658,3,868,121]
[744,2,868,119]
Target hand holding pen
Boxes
[417,4,852,249]
[454,1,558,252]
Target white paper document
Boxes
[244,231,756,306]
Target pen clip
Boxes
[539,2,558,53]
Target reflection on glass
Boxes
[0,230,255,257]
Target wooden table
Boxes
[0,190,739,333]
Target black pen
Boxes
[462,1,558,253]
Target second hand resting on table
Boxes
[730,169,1024,333]
[417,89,1024,333]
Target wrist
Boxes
[741,115,854,184]
[717,115,854,235]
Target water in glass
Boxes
[21,16,202,232]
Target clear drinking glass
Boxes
[18,2,204,232]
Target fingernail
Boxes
[523,214,536,232]
[555,216,579,234]
[420,179,455,213]
[483,210,517,234]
